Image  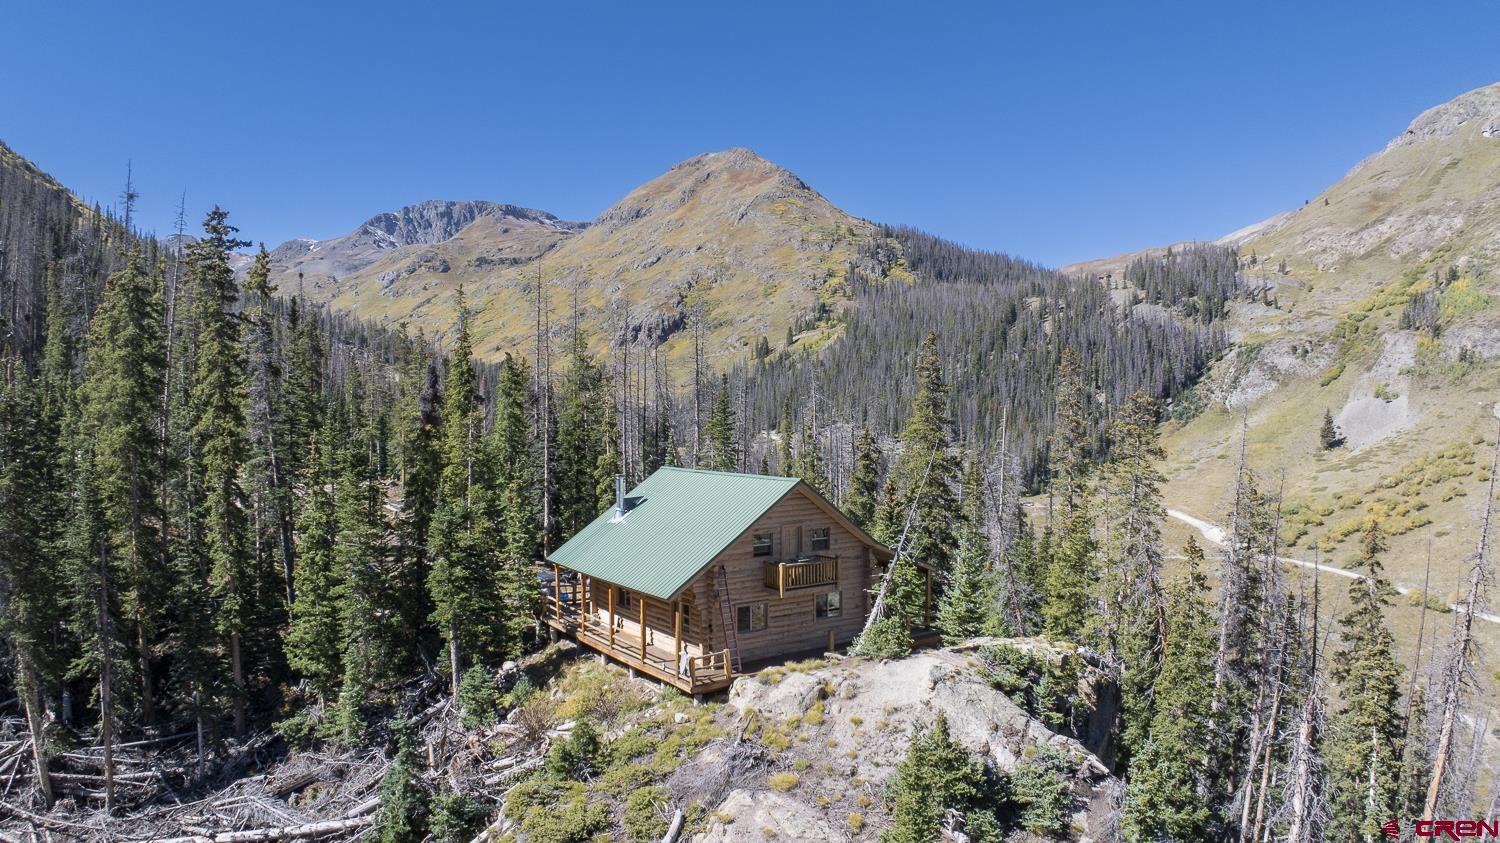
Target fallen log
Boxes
[660,808,685,843]
[152,814,375,843]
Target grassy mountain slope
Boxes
[1139,82,1500,661]
[270,148,871,364]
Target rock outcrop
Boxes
[694,642,1121,842]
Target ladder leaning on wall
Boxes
[713,564,743,675]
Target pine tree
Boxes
[702,373,738,472]
[65,445,123,812]
[1325,523,1403,841]
[776,400,794,475]
[186,208,256,737]
[282,297,325,477]
[796,422,830,496]
[843,428,880,529]
[882,713,999,843]
[556,327,613,538]
[883,333,959,576]
[1040,347,1097,642]
[936,456,996,643]
[492,353,542,653]
[0,367,69,805]
[1049,348,1090,518]
[1319,409,1342,450]
[243,246,296,611]
[328,374,395,743]
[78,247,167,725]
[1041,513,1094,641]
[285,435,343,704]
[428,292,508,696]
[1098,392,1168,765]
[377,718,429,843]
[1122,537,1219,840]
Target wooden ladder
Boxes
[714,564,743,674]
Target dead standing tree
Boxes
[1423,420,1498,820]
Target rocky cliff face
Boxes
[264,148,868,362]
[690,642,1121,841]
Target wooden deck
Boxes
[542,574,735,694]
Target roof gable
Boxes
[546,467,888,600]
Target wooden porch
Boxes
[542,566,735,694]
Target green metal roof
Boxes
[546,467,803,600]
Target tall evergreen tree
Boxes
[327,370,402,742]
[0,368,69,804]
[843,428,880,529]
[555,327,614,538]
[702,373,738,472]
[936,456,997,643]
[881,333,959,576]
[243,246,295,612]
[795,422,830,496]
[78,248,167,725]
[1123,536,1220,840]
[427,291,507,696]
[186,208,256,737]
[1325,523,1403,841]
[1098,392,1168,765]
[285,435,343,705]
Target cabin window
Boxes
[751,532,774,557]
[809,527,831,552]
[737,602,768,633]
[681,603,692,634]
[619,590,633,610]
[816,591,842,619]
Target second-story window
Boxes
[751,531,774,557]
[809,527,831,552]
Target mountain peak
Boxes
[1350,81,1500,174]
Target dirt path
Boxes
[1166,508,1500,626]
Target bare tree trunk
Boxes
[1424,424,1497,820]
[449,628,462,699]
[96,543,116,815]
[1284,697,1319,843]
[17,657,53,806]
[230,631,245,738]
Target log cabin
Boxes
[541,466,917,694]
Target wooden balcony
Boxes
[764,555,839,597]
[540,569,734,694]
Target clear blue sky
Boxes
[2,1,1496,267]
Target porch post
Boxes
[552,563,562,620]
[638,597,648,661]
[673,600,683,667]
[608,585,616,648]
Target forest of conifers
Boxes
[0,150,1493,841]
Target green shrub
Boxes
[547,720,604,780]
[506,673,537,708]
[458,666,501,728]
[852,616,911,659]
[882,713,1000,843]
[623,786,671,841]
[429,789,489,842]
[273,709,318,749]
[1007,744,1073,836]
[377,718,429,843]
[768,772,800,791]
[505,778,611,843]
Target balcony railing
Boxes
[764,555,839,597]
